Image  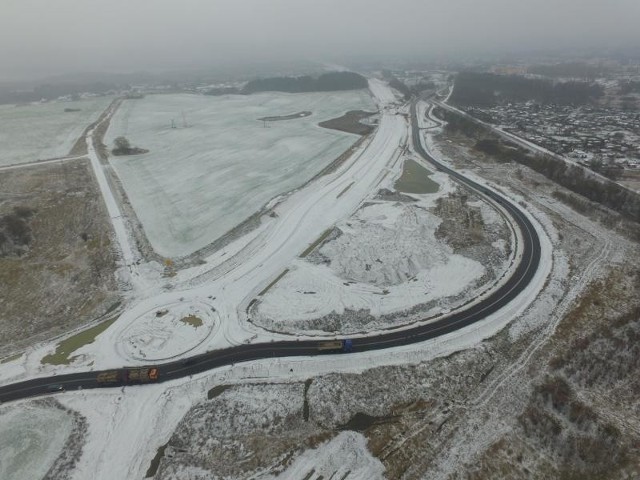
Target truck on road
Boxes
[97,371,120,384]
[317,339,353,353]
[124,367,159,383]
[96,368,159,385]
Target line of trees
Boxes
[450,72,604,107]
[111,136,148,156]
[241,72,368,94]
[527,62,607,80]
[0,82,117,105]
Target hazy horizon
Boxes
[2,0,640,81]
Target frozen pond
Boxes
[0,403,75,480]
[0,97,112,166]
[105,90,376,258]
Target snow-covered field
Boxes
[0,97,111,166]
[105,90,376,258]
[0,401,75,480]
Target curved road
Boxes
[0,99,541,404]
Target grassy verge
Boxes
[42,316,118,365]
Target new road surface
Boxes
[0,98,541,404]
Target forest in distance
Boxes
[450,72,604,107]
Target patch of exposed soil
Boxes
[258,111,312,122]
[434,190,486,251]
[0,160,119,356]
[319,110,377,136]
[374,188,418,203]
[111,147,149,156]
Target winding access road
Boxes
[0,98,541,404]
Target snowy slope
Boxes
[259,431,385,480]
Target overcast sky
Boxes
[1,0,639,80]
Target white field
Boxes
[104,90,376,258]
[0,403,74,480]
[252,171,502,332]
[0,97,111,166]
[261,431,385,480]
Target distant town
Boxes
[466,103,640,169]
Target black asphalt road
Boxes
[0,100,541,404]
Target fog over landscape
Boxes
[1,0,640,79]
[3,1,640,479]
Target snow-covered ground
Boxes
[0,82,560,480]
[104,90,376,258]
[0,219,552,480]
[0,80,406,377]
[0,83,528,377]
[46,262,552,480]
[54,81,404,369]
[260,431,384,480]
[0,97,111,166]
[0,401,76,480]
[251,165,512,334]
[118,301,219,361]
